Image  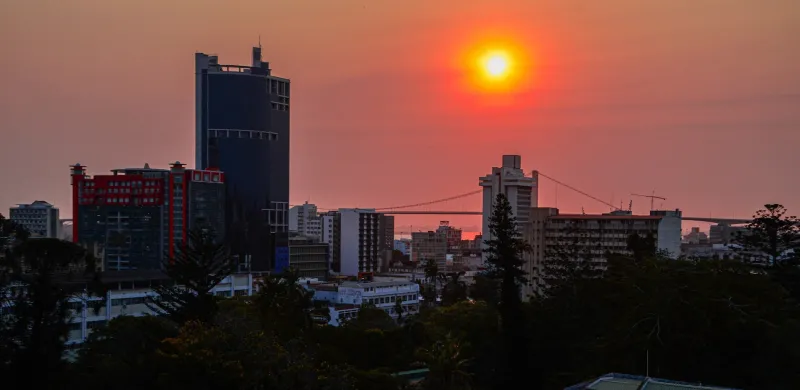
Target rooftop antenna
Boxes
[258,34,262,49]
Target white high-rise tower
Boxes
[479,155,538,257]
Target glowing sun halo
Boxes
[460,38,532,95]
[485,54,509,77]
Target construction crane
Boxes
[631,192,666,211]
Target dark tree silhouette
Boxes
[441,273,468,306]
[0,238,102,387]
[734,204,800,304]
[734,204,800,266]
[255,269,315,338]
[148,229,236,325]
[482,193,531,389]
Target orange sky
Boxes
[1,0,799,233]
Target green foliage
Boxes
[440,273,468,306]
[0,238,102,387]
[255,269,315,338]
[148,229,236,325]
[75,316,178,389]
[416,333,471,390]
[468,274,498,305]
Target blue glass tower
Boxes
[195,47,290,271]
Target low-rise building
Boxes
[65,272,256,347]
[289,235,329,279]
[683,227,710,244]
[305,278,420,326]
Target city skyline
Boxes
[2,0,799,232]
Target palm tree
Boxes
[416,333,472,390]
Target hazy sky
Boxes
[1,0,799,234]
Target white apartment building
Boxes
[306,278,420,326]
[289,202,322,241]
[9,201,60,238]
[479,155,538,260]
[339,209,382,276]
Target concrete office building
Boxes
[479,155,538,259]
[9,201,59,238]
[289,235,329,279]
[289,202,322,241]
[522,208,682,296]
[195,46,290,272]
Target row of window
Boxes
[364,294,417,305]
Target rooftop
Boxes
[564,373,740,390]
[551,214,662,221]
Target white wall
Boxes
[657,214,682,259]
[339,210,360,276]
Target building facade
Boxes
[305,278,420,326]
[522,208,682,296]
[70,162,225,271]
[289,202,322,241]
[65,272,255,348]
[479,155,538,259]
[289,235,329,279]
[195,46,290,272]
[411,221,463,270]
[9,201,59,238]
[327,209,394,276]
[710,224,746,245]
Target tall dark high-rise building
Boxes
[195,46,290,271]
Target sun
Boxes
[457,35,534,96]
[484,53,510,78]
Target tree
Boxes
[421,301,500,389]
[469,274,499,305]
[734,204,800,304]
[255,269,315,338]
[148,229,236,325]
[422,258,439,307]
[538,224,603,297]
[75,316,178,390]
[394,298,405,324]
[0,238,102,387]
[416,333,472,390]
[735,204,800,266]
[440,273,468,306]
[482,193,531,389]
